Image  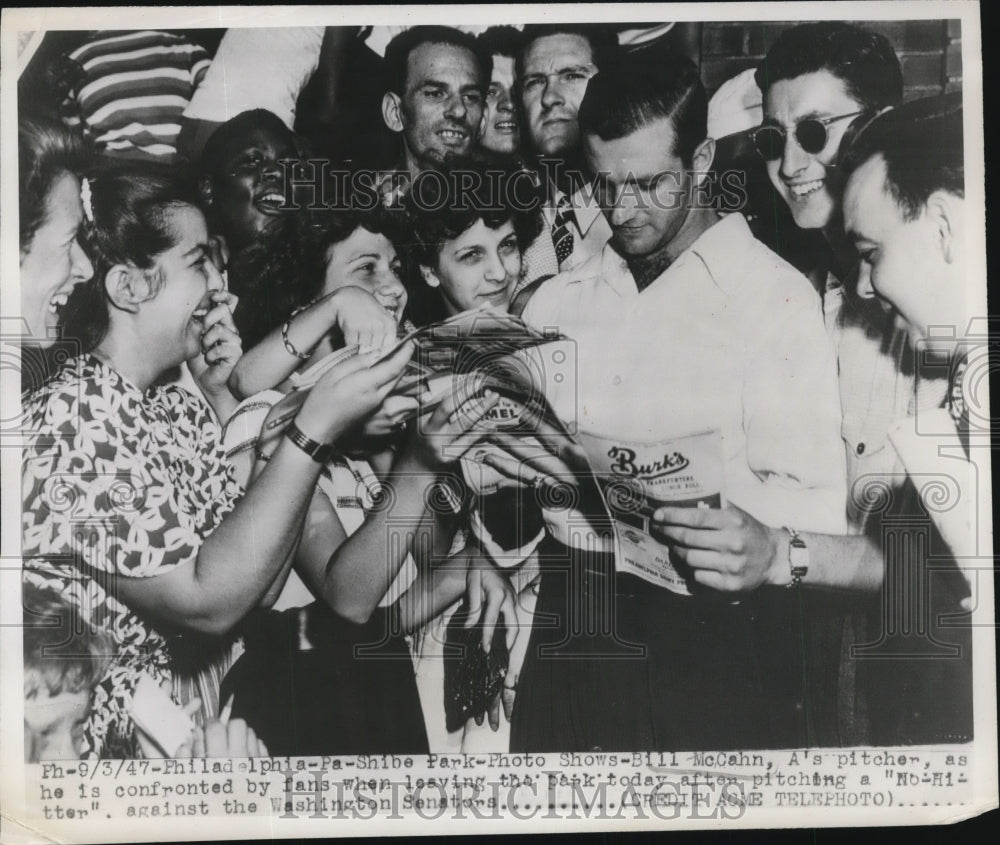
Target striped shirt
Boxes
[61,30,211,162]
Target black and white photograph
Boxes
[0,2,995,840]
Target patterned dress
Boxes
[21,355,243,758]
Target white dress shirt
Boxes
[521,212,847,543]
[823,276,948,535]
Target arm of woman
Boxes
[296,389,500,624]
[294,454,441,625]
[114,345,415,635]
[228,286,398,399]
[396,545,471,633]
[114,437,326,635]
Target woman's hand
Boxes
[296,341,414,444]
[402,381,500,471]
[190,290,242,398]
[172,697,270,758]
[479,433,583,493]
[326,286,399,352]
[463,558,520,732]
[358,394,421,438]
[464,556,518,654]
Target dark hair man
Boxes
[507,50,845,752]
[381,25,491,179]
[652,95,974,747]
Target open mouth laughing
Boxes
[254,185,287,214]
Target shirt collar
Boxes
[678,212,747,286]
[597,242,639,298]
[590,212,738,298]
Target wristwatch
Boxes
[285,422,335,464]
[784,527,809,587]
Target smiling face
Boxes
[762,70,864,230]
[422,219,521,315]
[481,54,519,155]
[844,154,967,352]
[586,117,697,259]
[138,204,225,367]
[322,226,407,324]
[19,172,94,344]
[520,33,597,157]
[203,120,297,252]
[392,42,485,172]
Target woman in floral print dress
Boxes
[21,167,415,758]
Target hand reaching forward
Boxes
[296,341,415,444]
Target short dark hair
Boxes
[62,165,195,351]
[578,52,707,167]
[198,109,299,179]
[755,22,903,112]
[302,204,402,300]
[842,92,964,221]
[401,158,542,325]
[477,25,523,61]
[515,23,617,81]
[383,26,490,97]
[18,116,88,252]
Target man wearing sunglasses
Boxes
[752,24,944,534]
[745,21,953,747]
[651,96,974,748]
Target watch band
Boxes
[285,422,335,464]
[783,527,809,587]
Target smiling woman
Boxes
[23,165,419,758]
[402,161,541,326]
[195,109,316,349]
[18,116,94,353]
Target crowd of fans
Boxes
[18,21,973,761]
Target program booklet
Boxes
[577,429,726,595]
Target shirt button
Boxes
[613,376,622,385]
[856,442,866,455]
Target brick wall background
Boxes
[699,19,962,99]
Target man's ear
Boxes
[382,91,404,134]
[926,190,961,264]
[691,137,716,186]
[198,176,213,208]
[420,264,441,288]
[103,265,146,314]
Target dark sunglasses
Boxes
[751,110,869,160]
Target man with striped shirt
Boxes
[59,29,210,163]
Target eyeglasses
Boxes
[751,110,869,161]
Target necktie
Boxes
[551,194,577,268]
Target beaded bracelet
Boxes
[281,313,313,360]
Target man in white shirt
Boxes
[507,51,846,751]
[650,95,974,747]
